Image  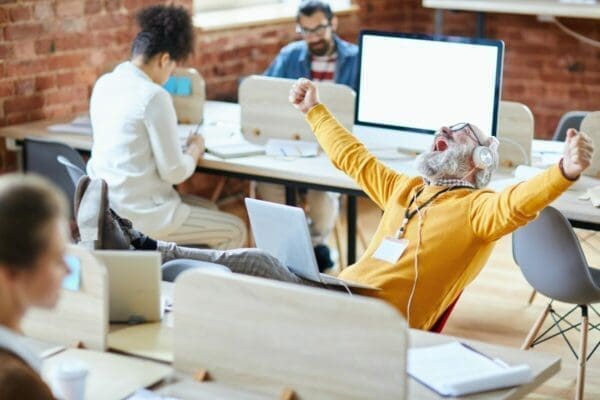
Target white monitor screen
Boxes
[356,31,504,137]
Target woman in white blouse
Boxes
[87,5,246,249]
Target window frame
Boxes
[193,0,356,32]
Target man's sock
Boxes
[131,235,158,251]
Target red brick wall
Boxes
[0,0,598,171]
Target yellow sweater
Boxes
[307,104,574,330]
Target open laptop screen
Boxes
[355,31,504,137]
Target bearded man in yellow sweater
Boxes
[285,77,594,329]
[78,77,594,330]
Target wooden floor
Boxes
[223,194,600,399]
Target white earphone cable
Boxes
[406,196,424,327]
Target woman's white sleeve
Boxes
[144,91,196,184]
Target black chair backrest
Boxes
[552,111,588,141]
[23,139,86,216]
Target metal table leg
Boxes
[347,195,357,265]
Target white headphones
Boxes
[472,146,495,169]
[471,137,498,170]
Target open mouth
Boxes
[434,137,449,152]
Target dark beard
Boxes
[308,39,332,56]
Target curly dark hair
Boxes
[132,4,195,63]
[297,0,334,22]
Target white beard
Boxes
[415,142,473,182]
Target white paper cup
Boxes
[52,360,88,400]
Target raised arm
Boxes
[289,78,411,208]
[470,129,594,241]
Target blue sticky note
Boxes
[163,76,177,94]
[174,76,192,96]
[62,255,81,291]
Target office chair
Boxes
[552,111,588,141]
[57,155,86,186]
[23,138,87,217]
[161,259,232,282]
[513,206,600,400]
[430,294,462,333]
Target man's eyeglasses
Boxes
[296,23,330,37]
[449,122,482,146]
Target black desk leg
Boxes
[347,195,357,265]
[285,186,296,206]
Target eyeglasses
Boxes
[449,122,482,146]
[296,23,331,37]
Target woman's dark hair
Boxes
[132,4,195,63]
[296,0,334,22]
[0,174,67,268]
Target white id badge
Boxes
[373,237,409,264]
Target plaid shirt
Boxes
[425,178,477,189]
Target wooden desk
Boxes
[27,305,560,399]
[41,348,172,400]
[27,276,559,399]
[423,0,600,37]
[2,102,600,261]
[148,328,559,399]
[408,330,560,400]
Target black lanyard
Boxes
[395,185,471,239]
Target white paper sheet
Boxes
[265,138,319,158]
[408,341,532,396]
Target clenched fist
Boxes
[289,78,320,114]
[562,128,594,180]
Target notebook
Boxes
[206,141,265,159]
[408,341,532,396]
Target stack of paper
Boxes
[205,141,264,159]
[408,341,532,396]
[48,115,93,136]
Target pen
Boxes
[192,119,202,136]
[460,342,508,367]
[280,147,288,157]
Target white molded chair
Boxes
[513,207,600,400]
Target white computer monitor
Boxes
[353,31,504,153]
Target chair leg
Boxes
[248,180,257,200]
[247,181,257,247]
[575,305,588,400]
[522,302,552,350]
[334,218,345,270]
[527,289,537,305]
[210,177,227,203]
[356,221,368,252]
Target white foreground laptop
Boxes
[93,250,162,323]
[245,198,376,290]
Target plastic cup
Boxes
[52,359,88,400]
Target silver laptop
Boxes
[245,198,375,290]
[93,250,162,323]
